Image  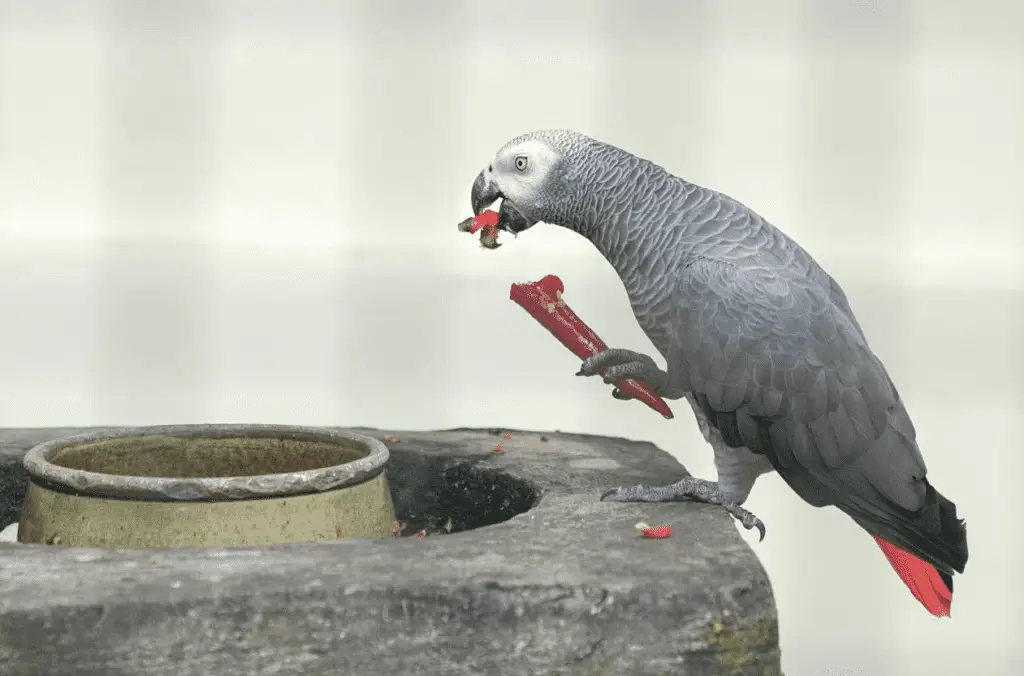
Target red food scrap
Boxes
[335,526,342,538]
[635,522,673,539]
[493,444,504,452]
[501,432,512,440]
[468,209,499,234]
[458,209,502,249]
[414,529,426,538]
[509,275,673,419]
[382,435,401,443]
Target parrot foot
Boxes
[601,477,766,541]
[576,348,683,400]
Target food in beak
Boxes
[457,209,502,249]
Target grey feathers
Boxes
[518,128,967,574]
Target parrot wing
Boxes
[669,256,967,613]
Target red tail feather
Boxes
[873,535,952,617]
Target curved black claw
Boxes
[600,486,624,501]
[724,503,766,542]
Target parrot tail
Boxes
[853,481,966,617]
[872,535,953,617]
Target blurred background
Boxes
[1,1,1021,674]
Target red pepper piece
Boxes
[458,210,502,249]
[635,522,673,539]
[509,275,673,419]
[468,209,500,234]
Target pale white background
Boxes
[1,2,1022,674]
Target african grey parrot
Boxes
[469,129,968,616]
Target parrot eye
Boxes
[514,155,529,172]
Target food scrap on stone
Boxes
[457,209,502,249]
[509,275,674,419]
[635,522,673,539]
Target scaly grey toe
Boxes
[600,476,766,541]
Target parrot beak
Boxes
[471,169,502,215]
[496,199,536,234]
[471,168,538,234]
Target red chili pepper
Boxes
[635,522,673,539]
[509,275,673,419]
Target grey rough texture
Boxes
[0,426,780,676]
[22,424,389,501]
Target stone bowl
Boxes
[17,424,395,549]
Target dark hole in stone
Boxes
[368,448,539,537]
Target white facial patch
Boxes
[491,139,560,208]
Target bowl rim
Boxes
[21,424,390,502]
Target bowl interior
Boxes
[49,435,366,478]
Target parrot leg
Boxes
[601,477,766,541]
[581,349,765,539]
[576,348,686,400]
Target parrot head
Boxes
[470,129,598,235]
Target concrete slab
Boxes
[0,426,780,676]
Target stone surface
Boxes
[0,427,780,676]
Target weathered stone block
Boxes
[0,427,780,675]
